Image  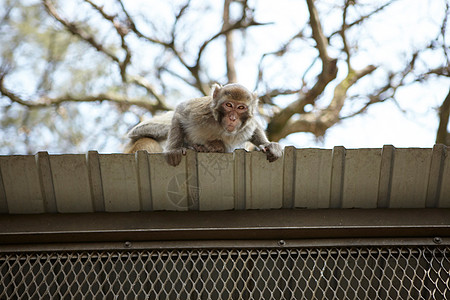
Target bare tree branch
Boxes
[254,28,306,91]
[436,89,450,145]
[41,0,170,109]
[441,2,450,65]
[258,89,301,105]
[223,0,237,83]
[36,30,59,93]
[306,0,330,63]
[84,0,131,81]
[266,0,341,140]
[0,4,13,26]
[115,0,170,47]
[43,0,121,66]
[193,6,271,91]
[127,75,170,110]
[272,65,376,140]
[341,0,352,67]
[118,0,267,95]
[267,58,338,140]
[261,0,402,140]
[0,72,166,113]
[330,0,399,39]
[340,82,393,120]
[115,0,199,98]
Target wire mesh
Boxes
[1,246,449,299]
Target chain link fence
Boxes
[1,245,449,299]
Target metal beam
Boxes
[0,209,449,246]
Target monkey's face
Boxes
[220,100,249,133]
[211,83,257,134]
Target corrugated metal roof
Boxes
[0,145,449,214]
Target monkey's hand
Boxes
[165,148,187,166]
[259,142,283,162]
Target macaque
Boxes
[125,83,283,166]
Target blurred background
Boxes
[0,0,449,154]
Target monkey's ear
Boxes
[211,83,223,100]
[210,83,222,121]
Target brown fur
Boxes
[124,137,163,153]
[223,85,251,101]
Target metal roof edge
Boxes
[1,208,449,246]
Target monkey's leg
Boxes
[204,140,226,152]
[190,144,209,152]
[124,138,163,153]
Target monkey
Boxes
[165,83,283,166]
[125,83,283,166]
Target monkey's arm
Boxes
[250,126,283,162]
[165,113,188,166]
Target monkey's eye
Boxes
[237,105,247,110]
[225,102,233,108]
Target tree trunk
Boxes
[436,89,450,145]
[223,0,237,83]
